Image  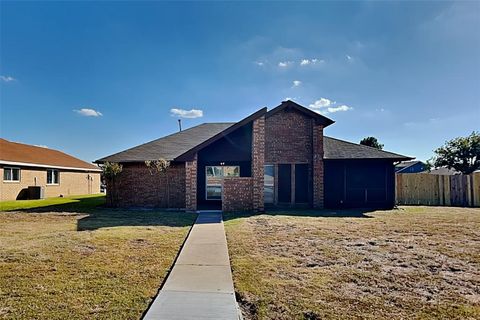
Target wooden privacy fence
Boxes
[396,172,480,207]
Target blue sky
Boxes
[1,1,479,162]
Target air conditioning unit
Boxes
[28,186,45,200]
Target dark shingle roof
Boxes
[96,123,412,163]
[96,123,234,163]
[323,136,413,161]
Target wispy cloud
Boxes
[346,55,353,61]
[254,61,265,66]
[0,75,16,82]
[292,80,302,87]
[309,98,353,115]
[170,108,203,118]
[278,61,293,68]
[300,58,324,66]
[325,105,353,113]
[34,144,49,148]
[74,108,103,117]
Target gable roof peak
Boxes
[267,100,335,127]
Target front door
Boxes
[295,164,309,203]
[278,164,291,203]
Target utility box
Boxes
[28,186,45,200]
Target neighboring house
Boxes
[0,138,101,201]
[96,100,412,211]
[395,160,426,174]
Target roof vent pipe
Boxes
[178,119,182,132]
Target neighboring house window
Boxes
[47,169,59,185]
[3,167,20,182]
[205,166,240,200]
[264,165,274,204]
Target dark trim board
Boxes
[176,108,266,161]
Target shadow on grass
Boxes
[3,195,107,214]
[223,207,380,221]
[77,209,196,231]
[4,195,196,231]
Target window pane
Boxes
[4,169,11,181]
[12,169,19,181]
[53,170,59,184]
[206,166,223,177]
[206,185,222,200]
[264,165,274,186]
[264,165,275,203]
[264,186,274,203]
[47,170,52,184]
[223,166,239,177]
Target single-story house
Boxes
[0,138,101,201]
[395,160,426,174]
[96,100,412,211]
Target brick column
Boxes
[313,123,324,208]
[252,116,265,212]
[185,154,197,211]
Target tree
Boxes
[102,162,123,207]
[360,136,384,150]
[145,158,171,207]
[432,131,480,174]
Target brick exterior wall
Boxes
[252,116,265,212]
[265,109,313,163]
[106,162,185,208]
[0,166,100,201]
[222,177,253,212]
[185,154,197,211]
[265,108,324,208]
[313,123,325,208]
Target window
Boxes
[264,165,274,203]
[3,167,20,182]
[47,169,59,185]
[205,165,240,200]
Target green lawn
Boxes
[0,194,106,212]
[224,206,480,320]
[0,196,196,319]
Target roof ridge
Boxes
[324,135,413,158]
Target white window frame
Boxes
[205,165,240,200]
[3,167,21,182]
[46,169,60,185]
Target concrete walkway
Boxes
[143,212,240,320]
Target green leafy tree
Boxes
[102,162,123,207]
[360,136,384,150]
[433,131,480,174]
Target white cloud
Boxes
[34,145,49,148]
[170,108,203,118]
[292,80,302,87]
[300,58,324,66]
[309,98,334,109]
[254,61,265,66]
[74,108,103,117]
[278,61,293,67]
[325,105,353,113]
[309,98,353,115]
[346,55,353,61]
[0,75,16,82]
